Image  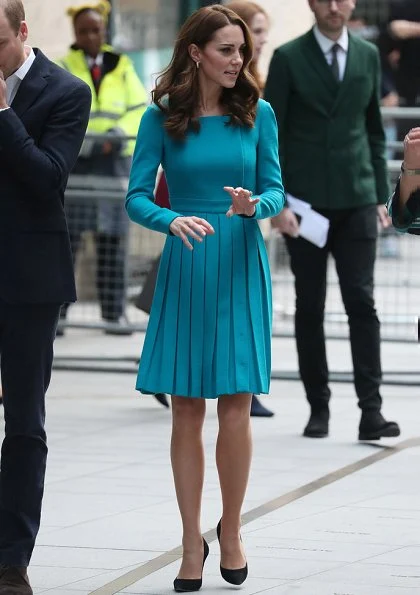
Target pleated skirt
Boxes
[137,213,273,398]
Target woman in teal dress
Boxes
[126,5,284,592]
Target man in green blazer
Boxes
[265,0,400,440]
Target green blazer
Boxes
[265,29,390,209]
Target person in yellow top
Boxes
[58,0,147,334]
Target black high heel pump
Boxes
[216,519,248,585]
[173,537,209,593]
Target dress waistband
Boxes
[170,198,230,214]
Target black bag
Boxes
[134,255,161,314]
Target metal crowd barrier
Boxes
[58,113,420,350]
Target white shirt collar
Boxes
[313,25,349,55]
[86,53,103,68]
[8,47,36,83]
[5,47,36,105]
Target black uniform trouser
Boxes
[61,231,126,323]
[285,204,382,413]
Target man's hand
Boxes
[102,141,113,155]
[377,204,391,229]
[0,70,8,109]
[403,127,420,169]
[381,91,399,108]
[271,207,299,237]
[389,19,420,40]
[398,127,420,209]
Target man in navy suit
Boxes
[0,1,91,592]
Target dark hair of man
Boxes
[0,0,25,35]
[153,4,260,141]
[73,7,103,25]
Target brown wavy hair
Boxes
[226,1,269,93]
[152,4,260,141]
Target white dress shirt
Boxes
[86,53,103,70]
[0,47,36,111]
[313,26,349,82]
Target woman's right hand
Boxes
[169,216,215,250]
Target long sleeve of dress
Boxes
[125,105,182,233]
[253,100,285,220]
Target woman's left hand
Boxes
[224,186,260,218]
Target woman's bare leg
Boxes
[216,393,252,569]
[171,395,206,579]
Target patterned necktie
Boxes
[90,62,101,93]
[330,44,340,82]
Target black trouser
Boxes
[0,300,60,566]
[96,233,126,322]
[285,205,382,413]
[61,231,126,322]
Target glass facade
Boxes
[178,0,218,26]
[352,0,390,26]
[111,0,180,52]
[109,0,218,87]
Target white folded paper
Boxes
[287,194,330,248]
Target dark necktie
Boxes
[330,44,340,82]
[90,62,102,93]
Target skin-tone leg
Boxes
[216,392,252,569]
[171,395,206,579]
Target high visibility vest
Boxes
[57,44,147,156]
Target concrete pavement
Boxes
[1,330,418,594]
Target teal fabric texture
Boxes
[126,98,285,398]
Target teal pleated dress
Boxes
[126,99,284,398]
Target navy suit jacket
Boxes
[0,49,91,303]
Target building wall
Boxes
[258,1,313,78]
[24,0,74,59]
[26,0,313,63]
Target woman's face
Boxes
[194,24,246,90]
[249,12,268,62]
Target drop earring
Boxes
[196,61,200,69]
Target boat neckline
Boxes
[197,114,229,119]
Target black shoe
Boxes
[303,409,329,438]
[0,565,33,594]
[154,393,169,408]
[173,538,209,592]
[250,395,274,417]
[358,411,401,441]
[104,319,133,336]
[216,519,248,586]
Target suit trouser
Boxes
[0,300,60,566]
[285,204,382,413]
